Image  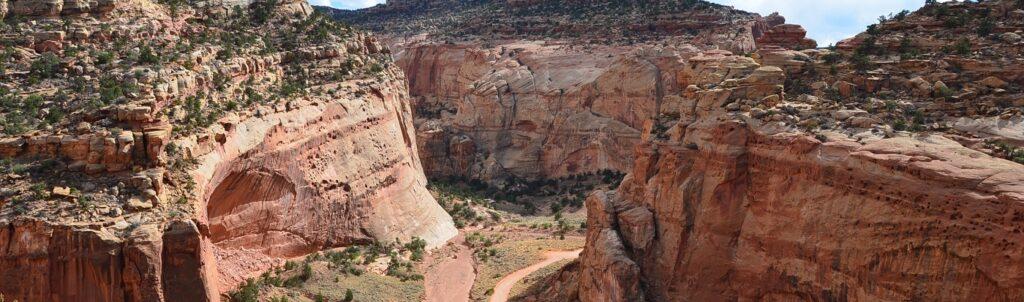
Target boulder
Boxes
[756,24,817,50]
[933,80,950,96]
[834,80,857,98]
[907,76,933,97]
[979,76,1008,88]
[756,47,810,74]
[832,109,868,121]
[1001,32,1022,43]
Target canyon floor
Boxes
[4,0,1024,301]
[225,178,599,302]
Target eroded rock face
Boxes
[578,120,1024,301]
[0,0,456,300]
[397,42,667,181]
[530,43,1024,302]
[329,0,812,184]
[756,23,817,50]
[6,0,121,18]
[0,219,216,302]
[194,78,457,288]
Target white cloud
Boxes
[709,0,934,46]
[327,0,385,9]
[309,0,332,6]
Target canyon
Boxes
[0,0,454,301]
[0,0,1023,301]
[329,0,807,185]
[333,0,1024,301]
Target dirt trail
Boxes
[488,249,583,302]
[424,233,476,302]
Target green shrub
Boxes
[228,278,260,302]
[953,38,972,56]
[95,51,115,65]
[850,53,873,72]
[404,237,427,262]
[98,76,127,104]
[368,62,385,74]
[29,53,61,81]
[139,44,161,64]
[822,52,844,65]
[251,0,280,24]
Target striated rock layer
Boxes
[522,36,1024,302]
[0,0,456,300]
[572,122,1024,301]
[196,76,457,288]
[0,219,218,302]
[329,0,817,184]
[399,42,662,181]
[0,75,457,301]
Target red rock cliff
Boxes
[523,48,1024,302]
[0,0,456,300]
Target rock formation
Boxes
[0,0,455,300]
[756,24,817,50]
[515,1,1024,301]
[327,0,817,186]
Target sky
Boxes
[317,0,935,46]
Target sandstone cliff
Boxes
[517,1,1024,301]
[328,0,814,186]
[0,0,455,300]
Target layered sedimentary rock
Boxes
[522,1,1024,298]
[756,23,817,50]
[398,42,667,180]
[6,0,121,18]
[329,0,817,184]
[0,219,218,302]
[196,76,456,287]
[573,119,1024,301]
[0,0,455,300]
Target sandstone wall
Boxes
[0,73,457,300]
[386,17,812,185]
[182,74,457,289]
[543,49,1024,302]
[397,42,695,182]
[0,3,457,300]
[0,219,217,302]
[578,120,1024,301]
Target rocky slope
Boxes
[517,0,1024,301]
[326,0,817,186]
[0,0,455,301]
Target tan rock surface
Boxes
[525,37,1024,302]
[0,0,456,300]
[193,79,456,289]
[398,42,662,181]
[333,0,820,185]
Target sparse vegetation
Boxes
[469,237,585,301]
[225,239,427,301]
[990,142,1024,165]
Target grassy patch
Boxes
[469,237,585,301]
[296,264,423,302]
[507,209,586,230]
